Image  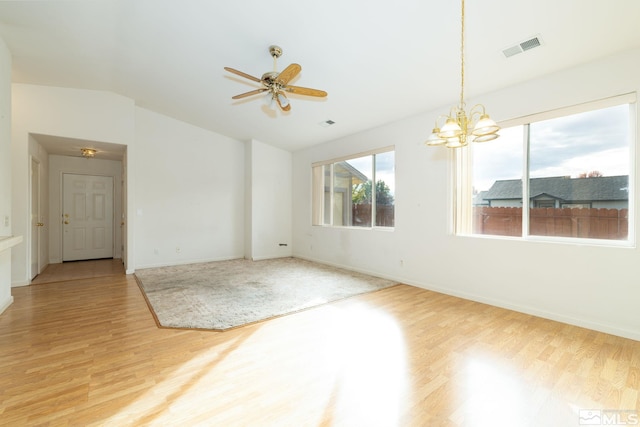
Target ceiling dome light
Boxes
[81,148,96,158]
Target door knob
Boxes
[64,220,69,225]
[36,222,44,227]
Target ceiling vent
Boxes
[319,119,336,128]
[502,36,543,58]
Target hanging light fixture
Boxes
[425,0,500,148]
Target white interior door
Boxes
[62,174,114,261]
[30,158,41,279]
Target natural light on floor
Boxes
[99,302,408,426]
[320,303,409,426]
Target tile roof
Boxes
[483,175,629,202]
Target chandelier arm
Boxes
[436,114,450,127]
[468,104,486,121]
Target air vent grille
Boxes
[319,119,335,127]
[520,37,541,51]
[502,45,523,58]
[502,35,543,58]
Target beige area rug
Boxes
[135,257,398,331]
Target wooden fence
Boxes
[352,204,395,227]
[473,207,628,240]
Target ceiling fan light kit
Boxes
[425,0,500,148]
[225,45,327,112]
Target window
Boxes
[467,95,635,242]
[312,147,395,228]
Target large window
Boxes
[312,147,395,228]
[468,95,635,242]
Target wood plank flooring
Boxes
[30,259,125,285]
[0,264,639,426]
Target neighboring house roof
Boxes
[473,190,490,206]
[483,175,629,202]
[334,161,369,184]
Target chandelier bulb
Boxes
[439,118,463,138]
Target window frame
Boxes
[312,146,395,229]
[457,93,637,246]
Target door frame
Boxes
[29,157,42,279]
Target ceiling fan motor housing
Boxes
[269,45,283,59]
[261,71,279,85]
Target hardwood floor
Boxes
[1,269,639,426]
[30,258,125,285]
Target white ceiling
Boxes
[1,0,640,156]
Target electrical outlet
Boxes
[3,216,8,227]
[176,247,181,253]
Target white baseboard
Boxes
[292,254,640,342]
[0,295,13,315]
[250,255,294,261]
[405,279,640,343]
[11,280,29,288]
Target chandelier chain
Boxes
[460,0,465,109]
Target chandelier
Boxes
[425,0,500,148]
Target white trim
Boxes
[0,295,13,314]
[311,145,394,167]
[293,254,640,341]
[628,101,637,246]
[403,278,640,342]
[11,280,29,288]
[499,92,636,129]
[461,94,636,245]
[0,235,22,252]
[521,124,530,236]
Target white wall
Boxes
[292,48,640,341]
[0,37,16,312]
[133,107,244,268]
[11,84,249,279]
[11,84,136,284]
[244,139,292,260]
[48,155,122,263]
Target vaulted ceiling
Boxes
[1,0,640,153]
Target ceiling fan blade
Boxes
[224,67,262,83]
[276,92,291,111]
[277,63,301,85]
[232,88,267,99]
[284,85,327,98]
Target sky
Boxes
[345,150,396,196]
[472,104,631,192]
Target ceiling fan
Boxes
[224,45,327,111]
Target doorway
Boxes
[62,173,114,261]
[30,158,42,279]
